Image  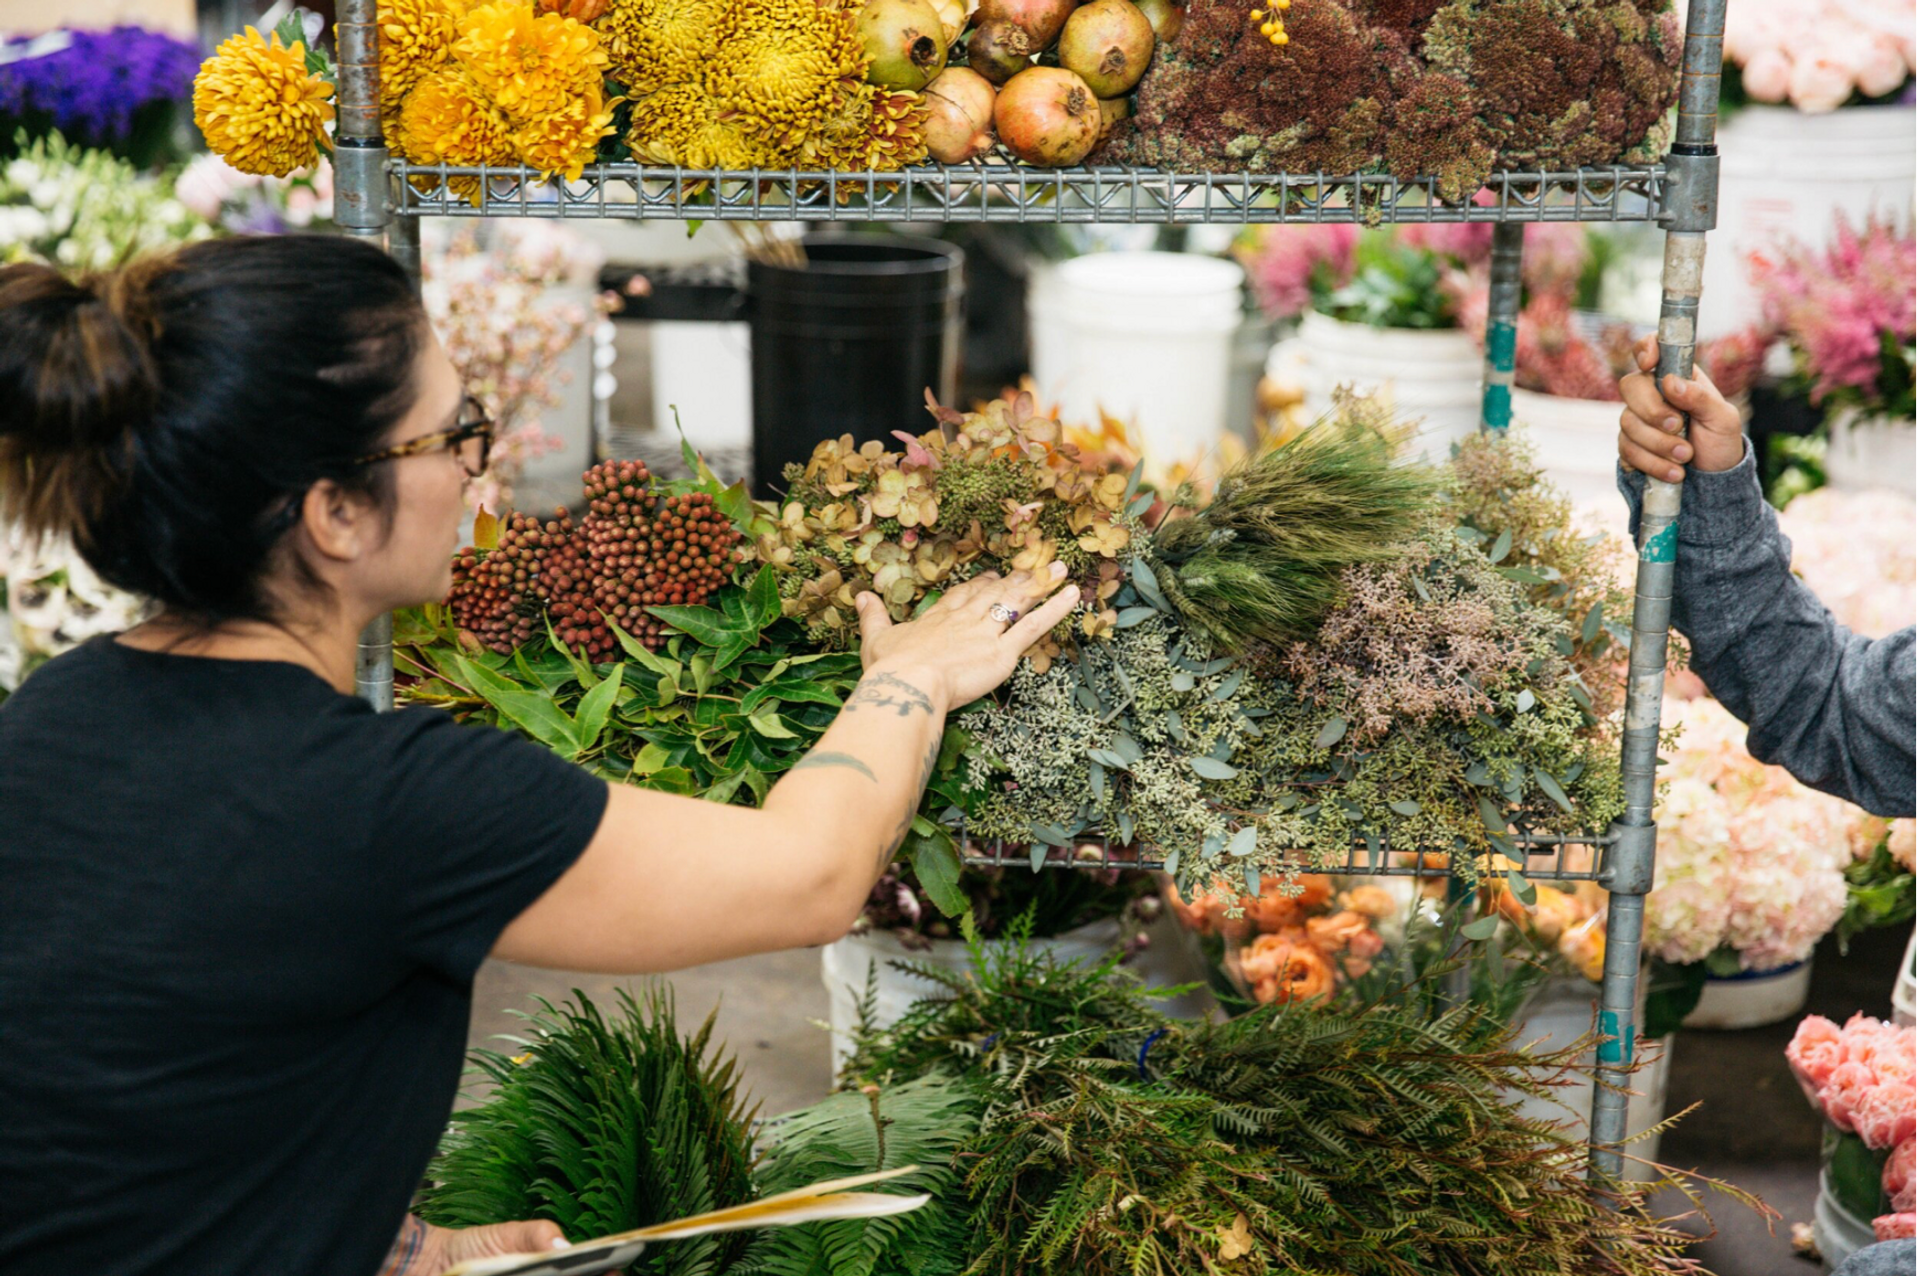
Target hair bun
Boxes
[0,254,172,546]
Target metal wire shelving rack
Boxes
[334,0,1726,1195]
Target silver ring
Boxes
[988,603,1018,625]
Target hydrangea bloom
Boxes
[1777,488,1917,640]
[0,26,201,145]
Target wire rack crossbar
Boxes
[958,829,1618,880]
[390,160,1667,225]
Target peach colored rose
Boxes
[1821,1062,1877,1134]
[1340,885,1397,920]
[1557,918,1607,982]
[1244,892,1306,934]
[1787,1015,1847,1102]
[1873,1212,1915,1242]
[1885,1136,1917,1213]
[1165,881,1252,941]
[1788,46,1859,111]
[1858,34,1912,96]
[1890,820,1916,871]
[1854,1080,1918,1151]
[1241,932,1337,1006]
[1306,910,1374,955]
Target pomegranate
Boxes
[929,0,968,43]
[1097,91,1131,142]
[976,0,1078,49]
[1056,0,1154,97]
[967,17,1034,84]
[1130,0,1181,41]
[993,66,1102,166]
[923,66,998,162]
[857,0,949,91]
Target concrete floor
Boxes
[467,923,1913,1275]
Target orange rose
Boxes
[1240,932,1337,1006]
[1558,917,1607,982]
[1339,884,1397,920]
[1165,881,1251,941]
[1244,892,1304,933]
[1305,909,1374,955]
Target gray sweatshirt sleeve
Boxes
[1619,445,1917,817]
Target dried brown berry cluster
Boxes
[444,461,743,659]
[579,460,738,653]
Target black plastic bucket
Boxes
[748,233,964,499]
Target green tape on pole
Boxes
[1639,522,1678,563]
[1482,384,1512,430]
[1597,1009,1635,1067]
[1487,320,1517,368]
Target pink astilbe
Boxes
[1234,224,1359,321]
[1750,213,1918,409]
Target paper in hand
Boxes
[441,1166,933,1276]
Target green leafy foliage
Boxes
[418,989,760,1275]
[1319,233,1460,330]
[738,1076,980,1276]
[395,572,863,803]
[842,932,1765,1276]
[1838,841,1918,953]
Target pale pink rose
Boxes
[1891,821,1917,871]
[1741,48,1795,102]
[1886,1136,1917,1213]
[285,187,319,228]
[173,153,254,222]
[1788,46,1860,111]
[1788,1015,1848,1099]
[1858,34,1913,96]
[1873,1212,1916,1242]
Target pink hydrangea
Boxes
[1885,1136,1917,1213]
[1779,489,1917,640]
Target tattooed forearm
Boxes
[876,737,942,874]
[791,751,879,783]
[845,670,935,719]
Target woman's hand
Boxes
[1617,334,1746,482]
[383,1216,581,1276]
[854,562,1080,709]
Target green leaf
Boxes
[1388,800,1421,817]
[1226,827,1257,858]
[748,708,798,739]
[608,621,681,677]
[1314,717,1348,749]
[1581,600,1605,648]
[648,603,739,649]
[1169,671,1196,693]
[1477,796,1508,835]
[1115,606,1157,628]
[1129,556,1171,612]
[1410,574,1433,603]
[1165,710,1186,743]
[1126,491,1155,519]
[1244,866,1262,899]
[572,664,624,754]
[631,741,673,775]
[1188,756,1239,780]
[1122,457,1146,504]
[1459,915,1501,942]
[1488,528,1513,564]
[740,679,846,714]
[1162,849,1181,877]
[906,826,967,917]
[710,635,754,674]
[1507,870,1538,907]
[1535,768,1575,814]
[455,656,582,755]
[1089,761,1107,803]
[1214,669,1245,700]
[1515,689,1536,713]
[1109,733,1144,765]
[746,565,782,628]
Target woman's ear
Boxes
[299,479,377,564]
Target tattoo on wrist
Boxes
[379,1216,428,1276]
[876,737,941,874]
[845,670,934,719]
[792,751,878,783]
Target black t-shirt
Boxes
[0,636,609,1275]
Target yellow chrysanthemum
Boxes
[704,0,864,152]
[798,83,925,201]
[193,26,336,177]
[796,79,876,170]
[864,87,928,171]
[627,82,767,170]
[398,67,515,203]
[601,0,728,98]
[454,1,609,123]
[378,0,466,118]
[512,83,620,181]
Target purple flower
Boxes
[0,26,202,144]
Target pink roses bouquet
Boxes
[1787,1013,1917,1240]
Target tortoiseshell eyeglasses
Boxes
[353,394,495,478]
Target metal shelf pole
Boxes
[1480,223,1524,433]
[1590,0,1726,1187]
[335,0,397,712]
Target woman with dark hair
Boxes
[0,234,1077,1276]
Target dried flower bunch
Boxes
[1099,0,1679,198]
[756,391,1135,660]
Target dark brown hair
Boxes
[0,234,427,623]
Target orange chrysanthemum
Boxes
[512,83,620,181]
[378,0,466,120]
[398,67,515,203]
[193,26,336,177]
[454,1,609,123]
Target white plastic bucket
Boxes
[1814,1165,1881,1271]
[1268,311,1484,461]
[1894,928,1915,1029]
[1512,390,1627,505]
[652,320,753,453]
[1699,104,1917,341]
[1502,975,1672,1181]
[1825,411,1917,497]
[1028,252,1245,465]
[1682,958,1814,1030]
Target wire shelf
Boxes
[390,159,1667,225]
[958,830,1617,881]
